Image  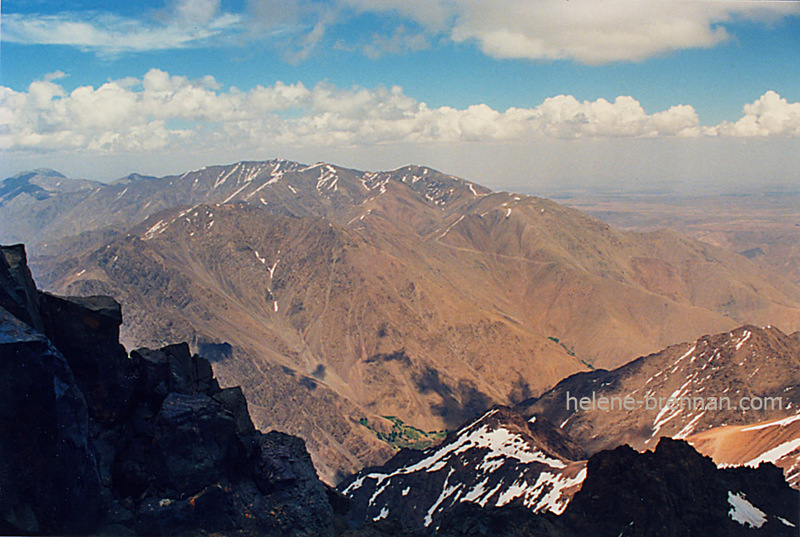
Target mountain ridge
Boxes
[517,324,800,484]
[5,159,800,482]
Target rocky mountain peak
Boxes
[517,323,800,487]
[340,406,588,530]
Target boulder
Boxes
[39,292,134,425]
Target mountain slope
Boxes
[686,414,800,488]
[519,325,800,460]
[42,203,585,482]
[19,160,800,369]
[340,406,799,536]
[340,407,587,530]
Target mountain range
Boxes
[3,160,800,482]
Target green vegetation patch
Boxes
[357,416,448,451]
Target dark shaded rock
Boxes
[154,392,237,494]
[0,243,339,536]
[0,244,45,332]
[195,350,218,393]
[214,386,256,435]
[436,503,563,537]
[0,308,102,534]
[561,437,799,537]
[39,291,134,425]
[339,518,421,537]
[132,343,221,401]
[136,482,240,537]
[326,486,351,517]
[251,431,336,535]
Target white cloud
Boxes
[361,26,430,59]
[2,9,241,55]
[714,91,800,137]
[308,0,800,64]
[43,71,69,82]
[445,0,737,63]
[1,70,798,157]
[173,0,221,25]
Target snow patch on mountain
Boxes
[727,491,767,528]
[341,408,586,529]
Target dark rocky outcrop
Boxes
[559,437,798,536]
[0,243,46,332]
[0,308,101,535]
[0,244,336,536]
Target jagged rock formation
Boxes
[0,244,338,536]
[558,437,798,536]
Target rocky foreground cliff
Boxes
[0,243,342,536]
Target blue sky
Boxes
[2,0,800,192]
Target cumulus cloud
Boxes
[714,91,800,137]
[1,69,797,156]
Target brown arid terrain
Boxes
[553,189,800,285]
[5,161,800,483]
